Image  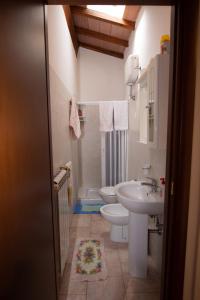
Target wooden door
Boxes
[0,3,57,300]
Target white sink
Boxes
[115,181,164,215]
[115,180,164,279]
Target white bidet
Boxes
[100,203,129,243]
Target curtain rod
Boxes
[77,100,129,106]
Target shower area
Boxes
[77,102,128,203]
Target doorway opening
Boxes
[47,4,172,300]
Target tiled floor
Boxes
[59,214,161,300]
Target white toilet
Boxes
[99,186,129,243]
[99,186,117,203]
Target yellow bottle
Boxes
[160,34,170,54]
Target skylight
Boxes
[87,5,125,19]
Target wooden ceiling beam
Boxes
[71,6,135,30]
[79,42,124,59]
[76,27,128,47]
[123,5,141,21]
[63,5,79,55]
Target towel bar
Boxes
[53,169,70,191]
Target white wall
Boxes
[47,6,79,200]
[125,6,171,69]
[48,6,78,98]
[125,6,171,182]
[78,48,125,190]
[79,47,125,101]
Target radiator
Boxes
[54,169,70,276]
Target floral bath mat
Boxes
[70,238,108,282]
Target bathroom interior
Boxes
[48,4,171,300]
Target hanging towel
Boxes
[114,101,128,131]
[69,99,81,139]
[99,102,114,132]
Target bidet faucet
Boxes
[141,177,159,193]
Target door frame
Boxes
[46,1,199,299]
[161,1,199,299]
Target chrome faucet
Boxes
[141,177,159,193]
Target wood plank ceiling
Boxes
[63,5,140,59]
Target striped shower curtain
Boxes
[101,130,128,186]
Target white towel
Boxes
[69,99,81,139]
[99,102,114,132]
[114,101,128,131]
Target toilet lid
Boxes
[101,186,116,196]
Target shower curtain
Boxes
[101,130,128,186]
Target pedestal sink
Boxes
[115,180,164,278]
